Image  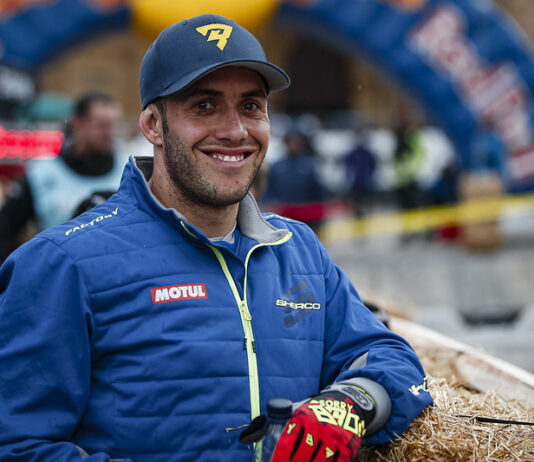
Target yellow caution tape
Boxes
[318,193,534,243]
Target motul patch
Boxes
[151,283,208,304]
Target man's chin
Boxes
[195,188,250,208]
[202,194,247,208]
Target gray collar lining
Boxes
[133,156,290,244]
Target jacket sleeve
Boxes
[0,237,129,461]
[318,241,432,445]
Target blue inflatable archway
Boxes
[277,0,534,191]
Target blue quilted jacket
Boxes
[0,157,432,461]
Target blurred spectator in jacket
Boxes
[431,160,460,242]
[0,92,125,264]
[393,119,425,211]
[262,127,328,230]
[431,161,459,206]
[344,127,377,217]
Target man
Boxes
[263,128,326,206]
[262,127,328,231]
[0,15,432,461]
[344,127,377,218]
[0,92,125,263]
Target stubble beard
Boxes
[162,123,260,208]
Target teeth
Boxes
[212,153,245,162]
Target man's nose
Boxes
[214,108,248,141]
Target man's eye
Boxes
[195,101,213,111]
[244,102,259,111]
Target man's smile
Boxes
[210,152,246,162]
[199,147,255,164]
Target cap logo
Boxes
[195,23,233,51]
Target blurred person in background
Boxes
[430,160,461,242]
[0,91,125,263]
[262,127,328,230]
[344,126,377,218]
[393,116,426,211]
[431,160,459,206]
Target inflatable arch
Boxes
[278,0,534,191]
[2,0,534,190]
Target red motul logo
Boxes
[151,283,208,305]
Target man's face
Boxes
[158,67,270,207]
[77,101,122,154]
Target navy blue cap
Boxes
[140,14,290,109]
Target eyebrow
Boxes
[242,89,268,99]
[180,88,267,101]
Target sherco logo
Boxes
[278,280,319,328]
[276,299,321,310]
[65,207,118,236]
[151,283,208,305]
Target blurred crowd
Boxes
[260,111,460,224]
[0,90,501,264]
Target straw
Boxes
[359,375,534,460]
[354,297,534,459]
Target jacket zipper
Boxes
[207,234,292,422]
[180,221,292,421]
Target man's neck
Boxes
[148,171,239,239]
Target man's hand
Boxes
[271,386,375,462]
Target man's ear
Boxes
[139,105,163,146]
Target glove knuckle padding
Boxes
[271,389,368,461]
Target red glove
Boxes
[271,386,374,462]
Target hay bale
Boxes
[359,377,533,460]
[351,309,534,459]
[392,317,534,406]
[361,376,533,461]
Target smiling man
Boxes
[143,67,270,233]
[0,14,432,462]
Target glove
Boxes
[270,384,376,462]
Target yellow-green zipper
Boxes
[181,221,292,421]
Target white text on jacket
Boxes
[275,299,321,310]
[65,208,119,236]
[151,283,208,304]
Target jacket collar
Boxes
[125,156,290,245]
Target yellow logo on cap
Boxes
[196,24,233,51]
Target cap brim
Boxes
[155,60,290,104]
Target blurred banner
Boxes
[278,0,534,191]
[2,0,534,191]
